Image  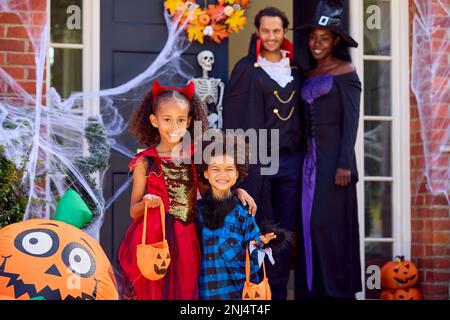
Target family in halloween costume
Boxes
[119,0,362,301]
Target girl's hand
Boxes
[143,194,162,208]
[235,188,257,216]
[335,168,351,187]
[251,233,277,247]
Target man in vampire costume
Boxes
[222,7,304,300]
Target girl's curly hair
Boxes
[129,88,209,148]
[198,130,250,186]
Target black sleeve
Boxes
[223,59,265,131]
[336,74,361,171]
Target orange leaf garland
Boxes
[207,4,225,23]
[187,23,205,44]
[164,0,184,15]
[211,24,229,44]
[226,10,246,33]
[166,0,250,44]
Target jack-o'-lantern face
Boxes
[380,290,396,300]
[242,279,271,300]
[137,240,171,281]
[393,288,422,300]
[381,256,419,290]
[0,219,118,300]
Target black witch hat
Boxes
[294,0,358,48]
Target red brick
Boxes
[16,81,37,95]
[411,243,425,256]
[432,232,450,244]
[6,26,29,39]
[0,53,4,65]
[31,0,47,11]
[411,145,424,156]
[413,231,433,243]
[432,219,450,231]
[30,12,47,26]
[432,3,449,17]
[2,67,25,79]
[432,194,450,206]
[417,207,431,218]
[0,39,25,52]
[6,53,35,66]
[421,283,449,297]
[0,13,22,24]
[432,208,450,218]
[432,258,450,270]
[430,245,448,256]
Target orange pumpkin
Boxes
[380,290,396,300]
[136,203,170,281]
[381,256,419,290]
[393,288,423,300]
[197,13,211,26]
[242,245,271,300]
[0,219,118,300]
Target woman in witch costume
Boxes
[294,0,362,300]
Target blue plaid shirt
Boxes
[197,201,262,300]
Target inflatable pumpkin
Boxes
[0,219,118,300]
[381,256,419,290]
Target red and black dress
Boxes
[118,148,200,300]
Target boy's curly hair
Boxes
[198,130,250,186]
[129,88,209,148]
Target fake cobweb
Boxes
[411,0,449,202]
[0,0,199,238]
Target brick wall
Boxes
[409,0,450,300]
[0,0,47,98]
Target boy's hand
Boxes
[251,233,277,247]
[143,194,162,208]
[235,188,257,216]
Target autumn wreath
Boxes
[164,0,251,44]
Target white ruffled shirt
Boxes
[257,50,294,88]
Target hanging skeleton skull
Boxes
[192,50,225,128]
[197,50,214,73]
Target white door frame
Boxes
[349,0,411,299]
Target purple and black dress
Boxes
[298,71,362,299]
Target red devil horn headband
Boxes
[152,80,195,101]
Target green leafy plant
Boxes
[66,116,111,222]
[0,145,28,228]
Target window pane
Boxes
[364,121,392,176]
[364,0,391,55]
[365,242,392,299]
[365,182,392,237]
[50,47,82,99]
[364,60,391,116]
[51,0,82,44]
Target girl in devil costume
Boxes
[118,81,256,300]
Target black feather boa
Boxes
[201,190,238,230]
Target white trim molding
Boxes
[350,0,411,300]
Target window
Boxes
[47,0,99,109]
[350,0,411,299]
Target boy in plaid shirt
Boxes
[197,131,279,300]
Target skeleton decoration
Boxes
[192,50,225,128]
